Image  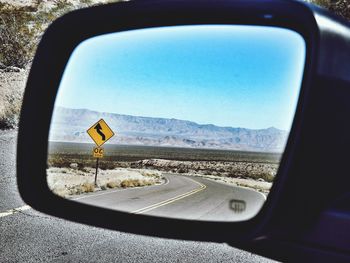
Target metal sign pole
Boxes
[87,119,115,187]
[94,158,99,186]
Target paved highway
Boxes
[0,130,276,262]
[76,173,265,221]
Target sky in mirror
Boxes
[56,25,305,130]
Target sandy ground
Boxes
[47,167,163,197]
[131,159,274,194]
[132,159,277,182]
[47,164,271,198]
[185,173,272,195]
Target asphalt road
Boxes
[76,173,265,222]
[0,130,276,263]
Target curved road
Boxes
[0,131,275,262]
[75,174,266,221]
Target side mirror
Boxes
[17,0,350,261]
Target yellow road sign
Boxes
[92,147,104,158]
[87,119,115,147]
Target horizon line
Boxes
[55,105,288,132]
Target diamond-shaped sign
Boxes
[87,119,115,147]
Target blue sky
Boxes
[55,25,305,130]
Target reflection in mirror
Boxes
[47,25,305,222]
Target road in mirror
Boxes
[47,25,305,221]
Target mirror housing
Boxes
[17,0,350,260]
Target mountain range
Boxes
[49,107,288,152]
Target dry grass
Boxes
[81,182,95,193]
[0,70,27,129]
[106,181,118,188]
[67,182,95,195]
[120,179,152,188]
[46,167,163,197]
[0,0,122,130]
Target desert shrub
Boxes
[133,180,141,187]
[81,167,92,173]
[227,170,274,182]
[99,161,118,170]
[0,0,110,69]
[77,162,86,170]
[0,100,21,129]
[47,154,123,171]
[329,0,350,20]
[0,3,40,69]
[120,180,131,188]
[0,1,75,129]
[258,173,274,182]
[106,181,118,188]
[81,182,95,193]
[0,0,87,69]
[34,0,75,26]
[0,1,121,129]
[139,170,161,179]
[177,167,188,173]
[310,0,350,20]
[142,180,153,186]
[121,179,139,188]
[47,156,72,168]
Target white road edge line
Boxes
[0,205,31,218]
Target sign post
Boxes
[92,147,104,186]
[94,158,99,186]
[87,119,115,186]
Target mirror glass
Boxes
[47,25,305,222]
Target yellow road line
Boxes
[132,178,206,214]
[0,205,31,218]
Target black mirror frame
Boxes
[19,0,350,260]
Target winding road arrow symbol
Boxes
[94,123,106,141]
[87,119,114,146]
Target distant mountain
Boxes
[49,107,289,152]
